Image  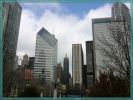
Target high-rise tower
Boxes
[72,44,83,89]
[2,2,22,96]
[86,41,95,87]
[34,27,58,84]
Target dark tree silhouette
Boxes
[20,86,40,97]
[95,11,130,94]
[88,70,130,97]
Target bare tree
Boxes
[96,13,130,91]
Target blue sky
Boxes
[17,3,130,74]
[20,3,108,19]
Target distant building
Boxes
[24,69,33,84]
[63,54,69,85]
[21,54,28,68]
[34,27,58,84]
[72,44,83,89]
[29,57,34,69]
[82,65,87,88]
[2,2,22,96]
[86,41,95,87]
[112,2,130,22]
[56,63,62,83]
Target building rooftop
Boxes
[37,27,57,47]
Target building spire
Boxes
[66,54,67,57]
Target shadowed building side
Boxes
[2,2,22,96]
[86,41,95,88]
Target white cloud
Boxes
[124,3,130,9]
[17,3,112,74]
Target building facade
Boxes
[112,2,130,22]
[92,2,130,79]
[56,63,62,83]
[2,2,22,96]
[63,54,69,85]
[86,41,95,87]
[29,57,35,69]
[72,44,83,89]
[82,65,87,88]
[34,27,58,84]
[21,54,28,68]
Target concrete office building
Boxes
[2,2,22,96]
[86,41,95,87]
[56,63,62,83]
[34,27,58,83]
[92,2,130,79]
[112,2,130,22]
[72,44,83,89]
[21,54,28,68]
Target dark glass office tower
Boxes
[63,54,69,85]
[29,57,35,69]
[86,41,95,88]
[2,2,22,96]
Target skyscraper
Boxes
[34,27,58,84]
[92,2,130,79]
[82,65,87,88]
[29,57,35,69]
[21,54,28,68]
[112,2,130,22]
[86,41,95,87]
[2,2,22,96]
[63,54,69,85]
[72,44,83,89]
[56,63,62,83]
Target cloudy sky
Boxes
[16,2,130,74]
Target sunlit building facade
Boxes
[92,2,130,79]
[72,44,83,89]
[34,27,58,83]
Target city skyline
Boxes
[16,3,130,74]
[2,2,131,97]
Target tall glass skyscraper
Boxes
[86,41,95,87]
[2,2,22,96]
[34,27,58,84]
